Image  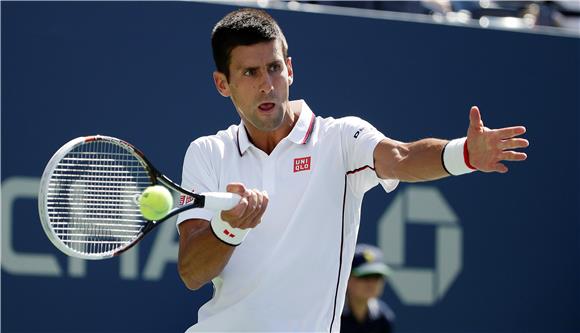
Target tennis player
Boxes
[176,8,528,332]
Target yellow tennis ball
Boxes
[139,185,173,221]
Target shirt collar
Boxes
[236,100,316,156]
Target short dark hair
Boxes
[211,8,288,79]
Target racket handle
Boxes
[202,192,242,211]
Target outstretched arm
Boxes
[373,106,529,182]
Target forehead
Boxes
[229,39,285,68]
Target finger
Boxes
[221,196,248,224]
[498,138,529,150]
[469,106,484,131]
[247,190,260,216]
[241,191,268,229]
[228,183,252,216]
[494,126,526,139]
[252,191,269,227]
[222,183,248,218]
[494,162,508,173]
[252,190,268,218]
[237,190,260,228]
[226,182,247,195]
[248,190,259,210]
[500,151,528,161]
[259,191,269,216]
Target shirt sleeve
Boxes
[340,116,399,195]
[175,138,220,229]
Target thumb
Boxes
[469,106,484,131]
[222,183,248,219]
[226,182,247,196]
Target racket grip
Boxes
[202,192,242,211]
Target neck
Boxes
[246,106,298,155]
[347,294,369,323]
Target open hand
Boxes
[466,106,529,173]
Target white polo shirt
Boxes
[177,100,398,332]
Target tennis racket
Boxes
[38,135,240,260]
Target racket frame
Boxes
[38,135,206,260]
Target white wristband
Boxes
[210,212,250,246]
[442,137,476,176]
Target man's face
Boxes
[347,275,385,301]
[213,39,293,133]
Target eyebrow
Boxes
[239,60,282,72]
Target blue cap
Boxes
[351,244,391,277]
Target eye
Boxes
[268,63,282,73]
[243,69,256,77]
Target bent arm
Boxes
[177,183,269,290]
[178,219,235,290]
[374,137,450,182]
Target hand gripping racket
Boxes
[38,135,240,260]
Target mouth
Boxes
[258,102,275,112]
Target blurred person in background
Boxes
[341,244,395,333]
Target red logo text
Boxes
[293,156,311,173]
[179,194,194,206]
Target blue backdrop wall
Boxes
[2,2,579,332]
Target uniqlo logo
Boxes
[293,156,311,173]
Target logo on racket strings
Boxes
[179,194,194,206]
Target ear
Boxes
[213,71,230,97]
[286,57,294,86]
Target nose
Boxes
[259,72,274,94]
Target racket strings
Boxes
[46,140,152,256]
